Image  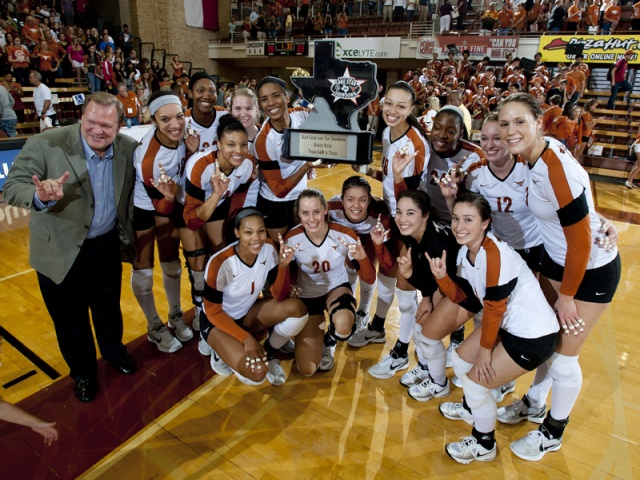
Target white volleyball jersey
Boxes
[327,195,391,236]
[133,127,187,211]
[527,138,617,270]
[285,222,358,298]
[420,139,484,222]
[254,108,309,202]
[185,106,229,151]
[465,157,542,250]
[380,126,430,215]
[245,138,260,207]
[203,240,279,320]
[184,147,254,215]
[456,232,559,343]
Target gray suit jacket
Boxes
[3,124,138,284]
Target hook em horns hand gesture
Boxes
[425,250,447,279]
[33,171,70,203]
[338,236,366,261]
[278,233,299,267]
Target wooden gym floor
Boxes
[1,157,639,479]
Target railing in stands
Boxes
[152,49,167,67]
[132,37,142,58]
[408,21,434,38]
[140,43,154,63]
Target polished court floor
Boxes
[1,158,639,479]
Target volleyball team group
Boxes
[133,71,621,465]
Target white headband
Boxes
[149,95,183,116]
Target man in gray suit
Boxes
[4,93,139,402]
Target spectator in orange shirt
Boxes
[21,15,43,48]
[574,54,590,83]
[602,0,621,33]
[529,77,545,97]
[542,94,563,134]
[35,40,57,86]
[480,3,499,35]
[527,0,544,31]
[634,0,640,31]
[586,0,600,31]
[497,3,514,35]
[566,0,583,31]
[117,82,142,126]
[513,4,526,32]
[567,62,586,102]
[7,36,31,86]
[537,92,550,111]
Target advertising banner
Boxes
[539,35,639,63]
[416,36,518,61]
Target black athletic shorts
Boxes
[300,282,353,316]
[500,328,558,371]
[133,203,187,231]
[256,194,296,230]
[199,308,246,343]
[540,249,621,303]
[515,244,544,273]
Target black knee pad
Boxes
[328,294,357,340]
[183,247,208,260]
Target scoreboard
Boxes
[265,39,308,56]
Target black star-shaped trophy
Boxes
[284,40,378,165]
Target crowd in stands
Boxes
[0,1,201,136]
[236,0,640,37]
[388,49,598,163]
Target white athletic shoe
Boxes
[198,336,212,356]
[147,317,183,353]
[354,310,370,331]
[510,429,562,461]
[347,325,386,347]
[400,363,430,387]
[439,402,474,425]
[491,380,516,402]
[497,396,546,424]
[266,358,286,386]
[446,436,496,464]
[408,377,450,402]
[446,340,461,368]
[209,348,233,376]
[168,311,193,342]
[451,375,463,388]
[233,370,264,386]
[192,305,202,331]
[368,353,409,379]
[319,344,336,371]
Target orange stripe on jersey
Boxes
[330,222,359,241]
[461,139,487,160]
[540,147,591,296]
[204,247,251,343]
[436,274,468,304]
[254,121,299,198]
[407,128,427,175]
[465,158,489,176]
[183,152,214,231]
[480,235,508,350]
[141,135,175,215]
[284,224,305,242]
